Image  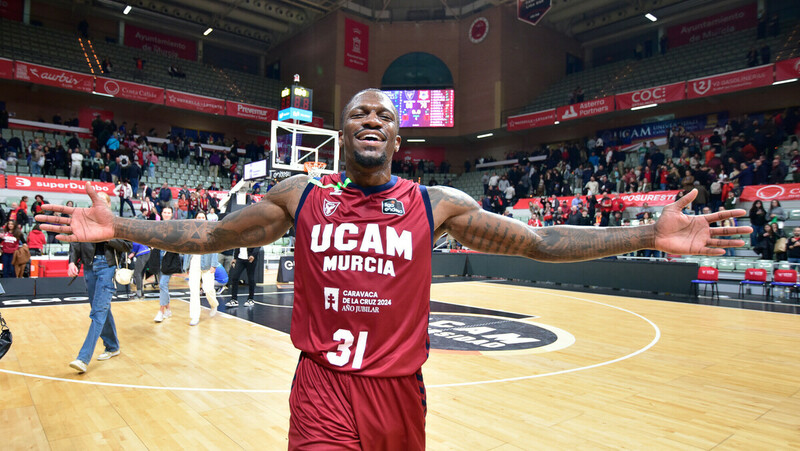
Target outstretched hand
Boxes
[35,182,116,243]
[654,189,752,256]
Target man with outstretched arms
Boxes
[38,89,750,450]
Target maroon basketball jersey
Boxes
[293,174,434,377]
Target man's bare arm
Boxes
[430,186,653,261]
[429,186,748,261]
[38,176,309,254]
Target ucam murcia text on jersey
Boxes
[310,223,413,277]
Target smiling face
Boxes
[339,89,402,172]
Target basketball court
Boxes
[2,277,799,449]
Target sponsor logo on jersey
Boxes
[382,198,405,216]
[323,199,340,216]
[310,223,413,277]
[324,287,339,311]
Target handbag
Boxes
[114,252,134,285]
[0,312,12,360]
[774,237,788,253]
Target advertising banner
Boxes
[124,24,197,61]
[0,57,12,80]
[556,96,614,122]
[517,0,551,26]
[596,112,728,146]
[513,190,681,210]
[0,0,23,21]
[615,82,686,110]
[667,4,757,48]
[775,57,800,82]
[95,77,164,104]
[14,61,93,93]
[6,176,115,194]
[687,65,773,99]
[225,101,278,122]
[165,90,225,115]
[740,184,800,202]
[507,109,556,131]
[344,18,369,72]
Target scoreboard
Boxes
[280,86,312,111]
[384,89,454,128]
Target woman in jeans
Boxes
[186,212,220,325]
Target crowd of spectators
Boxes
[470,107,800,261]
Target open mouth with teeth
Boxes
[356,131,386,144]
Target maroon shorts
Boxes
[288,353,426,450]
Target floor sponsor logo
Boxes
[428,313,574,354]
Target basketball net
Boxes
[304,161,327,178]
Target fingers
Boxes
[709,226,753,236]
[35,214,72,225]
[706,238,746,247]
[671,189,697,210]
[40,223,73,234]
[56,234,79,242]
[40,203,74,215]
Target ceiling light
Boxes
[554,121,560,125]
[407,139,426,143]
[123,5,132,14]
[92,91,114,98]
[773,78,798,86]
[645,13,657,22]
[631,103,658,111]
[203,28,213,36]
[477,133,493,139]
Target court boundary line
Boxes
[0,282,658,392]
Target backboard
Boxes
[270,120,340,175]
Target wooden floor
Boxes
[2,281,800,450]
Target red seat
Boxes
[739,268,768,300]
[691,266,719,301]
[770,269,798,302]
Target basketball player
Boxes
[37,89,751,449]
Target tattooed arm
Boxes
[429,186,750,261]
[38,176,309,254]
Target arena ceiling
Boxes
[81,0,746,52]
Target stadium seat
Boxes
[789,210,800,221]
[717,260,736,272]
[739,268,768,300]
[769,269,798,302]
[691,266,719,302]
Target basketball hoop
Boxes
[304,161,327,178]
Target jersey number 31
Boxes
[326,329,368,369]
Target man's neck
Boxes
[345,167,392,187]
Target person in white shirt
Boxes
[70,149,84,179]
[225,245,260,308]
[585,175,599,196]
[113,179,136,217]
[488,172,500,189]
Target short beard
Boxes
[353,150,387,168]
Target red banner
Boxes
[556,96,614,122]
[775,57,800,82]
[0,0,23,21]
[615,82,685,110]
[14,61,93,93]
[513,190,681,210]
[344,18,369,72]
[124,24,197,61]
[394,146,446,166]
[507,109,556,131]
[95,77,164,104]
[311,117,325,128]
[740,184,800,202]
[6,176,115,195]
[0,58,13,80]
[225,101,277,122]
[667,4,757,48]
[687,65,773,99]
[165,90,225,115]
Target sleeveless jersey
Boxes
[293,173,433,377]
